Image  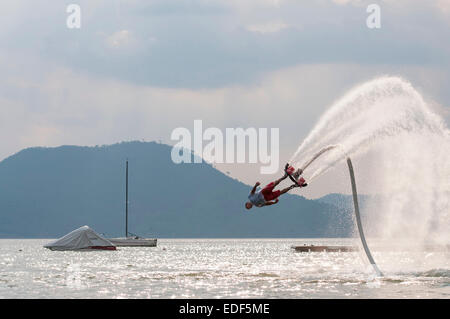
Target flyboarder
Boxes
[245,164,307,209]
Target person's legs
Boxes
[261,171,292,201]
[261,182,275,198]
[279,184,296,196]
[264,182,304,201]
[272,173,289,187]
[261,182,280,201]
[263,189,281,201]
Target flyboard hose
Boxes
[347,158,383,276]
[296,147,383,276]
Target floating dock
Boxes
[291,244,449,253]
[291,245,358,252]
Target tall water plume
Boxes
[290,76,450,251]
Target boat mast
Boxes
[125,159,128,238]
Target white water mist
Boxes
[290,76,450,253]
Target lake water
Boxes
[0,238,448,298]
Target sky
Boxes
[1,0,449,198]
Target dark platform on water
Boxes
[291,244,450,253]
[291,245,358,252]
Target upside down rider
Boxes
[245,164,308,209]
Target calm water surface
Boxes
[0,238,448,298]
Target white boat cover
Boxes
[44,225,116,251]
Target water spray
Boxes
[290,76,449,273]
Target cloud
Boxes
[436,0,450,15]
[105,30,133,48]
[331,0,362,5]
[0,53,448,190]
[0,0,449,197]
[246,22,289,34]
[0,0,448,89]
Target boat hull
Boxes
[108,237,157,247]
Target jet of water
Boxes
[290,76,450,252]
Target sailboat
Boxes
[108,160,157,247]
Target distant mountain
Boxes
[0,141,354,238]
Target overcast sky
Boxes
[1,0,449,197]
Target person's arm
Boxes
[250,182,260,194]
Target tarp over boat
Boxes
[44,225,116,251]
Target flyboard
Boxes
[284,164,307,187]
[291,146,383,277]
